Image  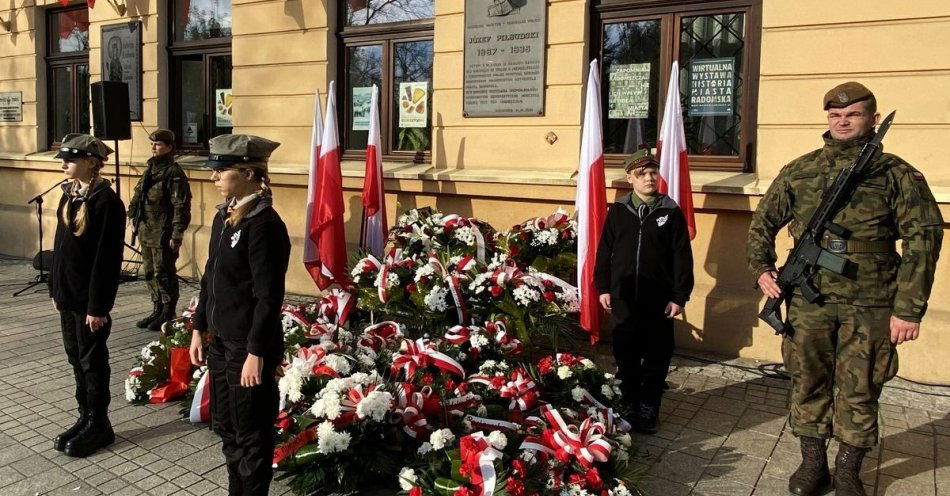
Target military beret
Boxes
[823,82,874,110]
[148,128,176,145]
[623,148,659,173]
[54,134,113,160]
[205,134,281,171]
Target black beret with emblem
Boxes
[623,148,660,173]
[148,128,176,145]
[54,133,114,160]
[823,82,874,110]
[205,134,281,171]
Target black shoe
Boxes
[64,412,115,458]
[52,409,88,452]
[833,442,868,496]
[633,402,659,434]
[147,303,168,332]
[136,301,162,328]
[788,436,831,496]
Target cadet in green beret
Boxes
[189,134,290,496]
[748,82,943,496]
[127,129,192,331]
[49,134,126,457]
[594,148,694,434]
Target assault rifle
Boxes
[128,167,153,245]
[758,110,896,335]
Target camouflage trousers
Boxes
[141,244,179,304]
[782,297,898,448]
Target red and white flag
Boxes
[310,81,349,289]
[360,85,387,257]
[188,369,211,423]
[303,89,325,286]
[657,61,696,240]
[575,59,607,344]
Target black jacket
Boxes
[193,196,291,357]
[49,178,126,316]
[594,193,694,316]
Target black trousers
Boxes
[208,337,279,496]
[60,311,112,414]
[611,301,674,408]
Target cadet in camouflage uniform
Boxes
[128,129,192,331]
[747,82,943,496]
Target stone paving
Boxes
[1,256,949,495]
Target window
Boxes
[595,0,761,171]
[340,0,435,163]
[47,5,90,147]
[169,0,233,151]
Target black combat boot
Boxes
[834,442,868,496]
[136,301,162,328]
[788,436,831,495]
[147,302,172,332]
[633,401,659,434]
[52,408,88,452]
[64,410,115,458]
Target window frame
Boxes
[593,0,762,172]
[167,0,233,153]
[338,14,435,164]
[46,4,90,148]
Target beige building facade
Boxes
[1,0,948,381]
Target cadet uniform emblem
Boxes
[656,214,668,227]
[231,230,242,248]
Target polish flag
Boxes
[303,89,325,286]
[310,81,349,289]
[657,61,696,240]
[360,85,387,258]
[575,59,607,344]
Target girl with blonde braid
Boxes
[49,134,126,457]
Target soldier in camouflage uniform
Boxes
[128,129,192,331]
[747,82,943,496]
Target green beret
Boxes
[623,148,659,173]
[54,134,113,160]
[148,128,176,145]
[206,134,281,171]
[823,82,874,110]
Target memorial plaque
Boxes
[463,0,547,117]
[688,57,735,117]
[101,22,143,121]
[0,91,22,122]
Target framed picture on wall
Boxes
[101,21,143,121]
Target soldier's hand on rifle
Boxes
[757,270,782,299]
[170,238,182,253]
[889,316,920,345]
[598,293,611,312]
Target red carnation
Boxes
[542,279,554,288]
[490,376,506,389]
[585,467,603,489]
[409,487,423,496]
[512,459,526,476]
[537,356,554,374]
[406,283,417,293]
[543,291,556,302]
[507,477,526,496]
[453,487,474,496]
[445,378,457,391]
[489,285,504,298]
[568,472,585,485]
[422,373,435,385]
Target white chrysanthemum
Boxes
[310,394,342,420]
[281,314,297,332]
[604,372,615,380]
[324,354,352,375]
[487,431,507,450]
[581,359,595,369]
[601,384,615,399]
[512,285,541,307]
[414,264,435,283]
[454,226,476,245]
[316,421,351,454]
[478,360,498,372]
[429,428,456,450]
[571,386,585,402]
[417,441,433,455]
[350,263,365,278]
[398,467,418,491]
[124,374,141,402]
[608,482,632,496]
[278,367,305,404]
[487,252,509,270]
[532,228,559,247]
[356,390,393,422]
[424,286,449,312]
[557,365,573,380]
[448,255,463,267]
[467,271,492,291]
[561,483,594,496]
[469,333,489,348]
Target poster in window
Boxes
[398,82,428,128]
[184,112,198,145]
[215,89,233,127]
[688,57,735,117]
[352,87,373,131]
[0,92,22,122]
[608,63,651,120]
[100,22,143,121]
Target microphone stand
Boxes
[13,179,68,297]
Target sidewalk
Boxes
[0,256,948,495]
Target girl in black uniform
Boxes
[49,134,126,457]
[190,134,290,496]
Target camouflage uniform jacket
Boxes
[127,154,192,247]
[747,132,943,322]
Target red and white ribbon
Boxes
[541,404,612,468]
[390,338,465,379]
[499,370,538,412]
[486,321,523,355]
[428,253,469,323]
[281,305,312,330]
[188,369,211,423]
[319,288,355,325]
[182,296,199,319]
[461,432,503,496]
[465,415,520,433]
[444,325,472,345]
[392,383,430,439]
[578,388,632,434]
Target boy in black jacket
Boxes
[594,149,694,434]
[48,134,126,457]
